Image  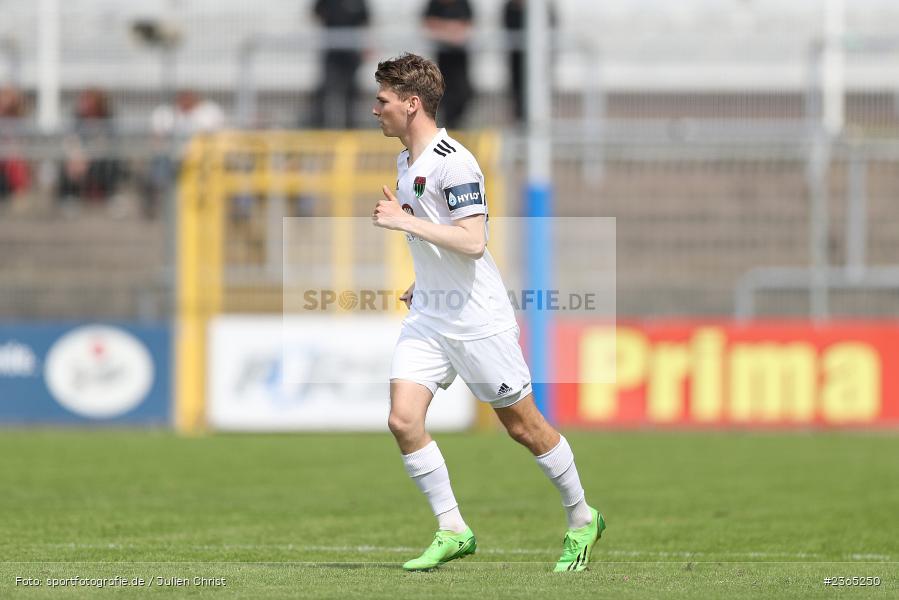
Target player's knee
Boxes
[387,411,421,439]
[504,421,534,448]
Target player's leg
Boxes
[389,378,467,532]
[449,327,605,571]
[389,327,476,570]
[492,391,559,455]
[495,393,606,571]
[494,395,594,527]
[387,379,433,455]
[389,380,462,526]
[389,380,476,569]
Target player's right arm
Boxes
[373,186,486,258]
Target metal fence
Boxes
[2,3,899,321]
[4,128,898,321]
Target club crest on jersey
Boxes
[413,176,426,198]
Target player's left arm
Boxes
[373,185,486,259]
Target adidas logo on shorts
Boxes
[496,382,513,397]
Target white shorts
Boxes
[390,320,533,408]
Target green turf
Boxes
[1,430,897,598]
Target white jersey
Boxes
[395,129,517,340]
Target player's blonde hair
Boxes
[374,53,445,120]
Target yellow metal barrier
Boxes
[175,129,503,434]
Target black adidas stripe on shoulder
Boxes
[433,139,457,157]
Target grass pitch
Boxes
[1,429,897,598]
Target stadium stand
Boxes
[2,0,899,319]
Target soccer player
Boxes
[371,53,605,572]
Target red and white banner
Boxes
[552,321,899,428]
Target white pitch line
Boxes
[43,543,889,561]
[848,553,892,561]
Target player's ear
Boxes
[407,95,420,115]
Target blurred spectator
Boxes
[503,0,556,125]
[308,0,370,129]
[145,90,225,218]
[423,0,473,130]
[0,85,31,203]
[58,88,122,206]
[151,89,225,141]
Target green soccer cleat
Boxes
[402,528,477,571]
[553,507,606,572]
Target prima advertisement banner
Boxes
[554,321,899,428]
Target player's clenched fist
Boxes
[372,185,409,230]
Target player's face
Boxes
[372,86,409,137]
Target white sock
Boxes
[535,436,593,529]
[402,441,468,533]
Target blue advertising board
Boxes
[0,322,170,425]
